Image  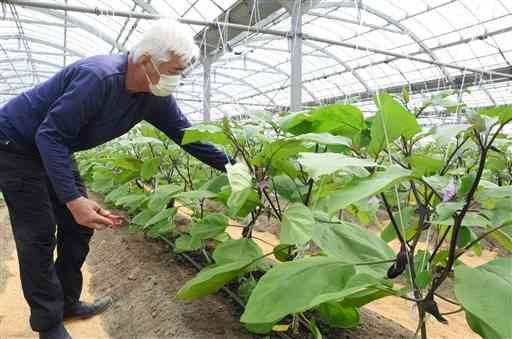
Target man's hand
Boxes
[66,197,116,230]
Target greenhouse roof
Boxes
[0,0,511,122]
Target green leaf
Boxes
[115,193,147,211]
[323,166,412,215]
[422,175,450,196]
[141,158,160,181]
[271,176,304,203]
[227,188,259,218]
[114,156,143,172]
[241,257,357,324]
[226,163,252,192]
[318,302,360,329]
[479,105,512,124]
[280,203,315,245]
[144,208,177,227]
[201,174,229,194]
[279,111,314,135]
[309,104,365,138]
[176,260,251,300]
[181,125,230,145]
[243,322,276,335]
[190,213,229,240]
[368,92,421,156]
[273,244,294,262]
[174,234,202,253]
[338,273,394,308]
[114,169,139,184]
[146,219,176,238]
[431,212,491,227]
[298,152,379,178]
[253,139,306,169]
[484,225,512,252]
[212,238,263,266]
[147,184,181,212]
[476,185,512,202]
[415,271,432,289]
[408,154,443,177]
[454,258,512,339]
[380,207,415,243]
[132,209,157,226]
[431,124,470,144]
[435,202,464,220]
[293,132,351,146]
[104,184,130,204]
[465,109,487,132]
[174,190,217,201]
[312,221,395,276]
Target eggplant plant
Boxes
[77,92,512,339]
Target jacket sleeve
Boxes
[145,96,231,172]
[35,68,104,203]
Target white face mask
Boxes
[148,58,181,96]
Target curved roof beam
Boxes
[0,73,50,82]
[303,40,371,92]
[0,57,62,69]
[27,7,126,52]
[177,86,250,112]
[205,71,277,106]
[218,56,319,101]
[0,34,85,57]
[338,2,454,84]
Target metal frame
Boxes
[4,0,511,79]
[290,0,303,112]
[1,0,512,118]
[213,56,318,101]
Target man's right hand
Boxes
[66,197,114,230]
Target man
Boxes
[0,20,230,339]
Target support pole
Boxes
[290,1,303,112]
[203,59,212,122]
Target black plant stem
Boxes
[428,225,451,264]
[262,188,282,221]
[428,128,491,298]
[440,137,469,175]
[380,193,407,245]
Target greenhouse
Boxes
[0,1,511,339]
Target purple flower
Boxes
[442,178,456,202]
[257,178,269,190]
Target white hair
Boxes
[130,19,199,66]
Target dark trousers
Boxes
[0,144,93,332]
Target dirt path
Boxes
[0,202,109,339]
[86,228,254,339]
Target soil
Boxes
[86,227,254,339]
[0,200,109,339]
[0,201,14,295]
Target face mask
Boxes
[147,57,181,96]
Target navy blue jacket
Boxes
[0,53,229,203]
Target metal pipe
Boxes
[290,1,303,112]
[203,59,211,122]
[3,0,291,36]
[305,10,402,34]
[178,97,271,107]
[4,0,512,80]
